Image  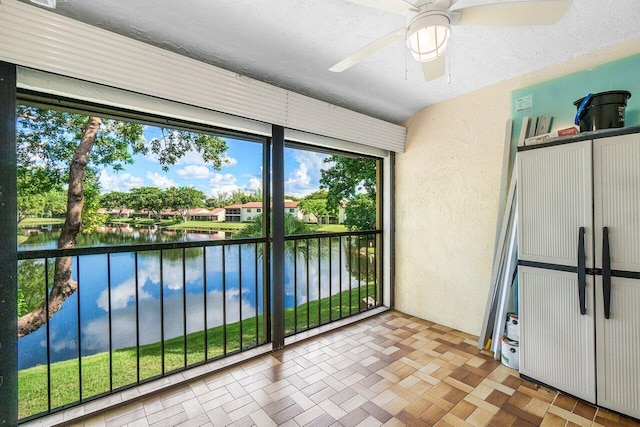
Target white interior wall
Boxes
[394,38,640,336]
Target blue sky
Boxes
[97,125,330,199]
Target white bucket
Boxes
[501,336,519,370]
[505,312,519,341]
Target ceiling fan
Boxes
[329,0,571,81]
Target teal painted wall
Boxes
[510,53,640,146]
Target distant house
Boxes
[188,207,211,221]
[97,207,134,218]
[297,199,346,225]
[240,202,264,222]
[159,209,179,220]
[224,201,300,222]
[300,212,318,224]
[188,207,225,221]
[210,208,226,222]
[224,204,242,222]
[338,200,346,224]
[284,200,301,220]
[314,201,346,225]
[132,209,152,218]
[120,208,135,218]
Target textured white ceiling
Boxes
[24,0,640,123]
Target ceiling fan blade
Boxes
[330,28,406,72]
[422,55,445,81]
[453,1,571,26]
[347,0,418,15]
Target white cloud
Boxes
[162,259,202,291]
[176,165,212,180]
[144,145,197,165]
[287,162,310,188]
[146,172,177,189]
[207,173,240,196]
[96,256,202,312]
[146,146,237,169]
[42,330,77,353]
[175,150,207,166]
[82,288,256,352]
[248,177,262,191]
[98,170,144,193]
[222,155,238,167]
[96,260,155,312]
[209,173,237,187]
[285,151,329,197]
[96,273,153,312]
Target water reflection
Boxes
[18,230,374,369]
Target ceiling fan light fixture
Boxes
[407,11,450,62]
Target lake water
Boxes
[17,228,372,369]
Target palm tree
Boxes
[234,213,313,238]
[235,214,316,260]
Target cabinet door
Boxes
[594,133,640,272]
[517,141,593,267]
[519,266,596,403]
[595,276,640,418]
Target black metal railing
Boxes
[17,237,267,421]
[284,230,382,336]
[16,230,382,421]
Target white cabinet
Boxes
[593,134,640,273]
[519,266,595,402]
[518,131,640,419]
[595,276,640,418]
[518,140,593,268]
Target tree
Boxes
[206,188,262,208]
[81,180,108,233]
[17,186,68,222]
[235,213,314,261]
[17,260,48,317]
[17,166,62,221]
[17,110,135,338]
[237,213,314,238]
[100,191,131,211]
[299,189,335,224]
[128,186,165,219]
[16,106,229,338]
[164,186,206,222]
[319,156,377,231]
[17,190,47,221]
[43,188,67,216]
[319,156,376,209]
[344,194,376,231]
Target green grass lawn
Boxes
[108,217,133,224]
[18,217,65,227]
[167,220,247,231]
[18,284,378,419]
[132,218,156,226]
[310,224,348,233]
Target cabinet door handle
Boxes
[577,227,586,315]
[603,227,611,319]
